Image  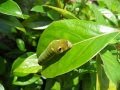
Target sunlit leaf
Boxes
[87,3,107,25]
[97,0,120,14]
[0,0,23,18]
[99,8,118,26]
[37,19,118,57]
[12,52,42,77]
[41,32,119,78]
[100,50,120,84]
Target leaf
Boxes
[82,73,96,90]
[99,8,118,26]
[0,0,23,18]
[0,19,14,34]
[100,50,120,84]
[16,38,26,52]
[87,3,107,25]
[0,16,26,33]
[45,80,61,90]
[23,13,51,29]
[12,52,42,77]
[31,5,45,13]
[31,5,61,20]
[13,74,40,86]
[97,0,120,14]
[0,83,4,90]
[96,57,117,90]
[37,19,118,57]
[47,10,61,20]
[41,32,119,78]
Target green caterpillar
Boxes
[38,39,72,65]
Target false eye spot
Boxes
[58,47,62,51]
[58,47,63,53]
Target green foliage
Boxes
[0,0,120,90]
[100,50,120,84]
[0,0,23,18]
[41,32,119,78]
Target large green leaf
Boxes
[0,0,23,18]
[41,32,119,78]
[12,52,42,77]
[37,19,118,56]
[100,50,120,84]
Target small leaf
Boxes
[96,56,117,90]
[99,8,118,26]
[0,0,23,18]
[31,5,45,13]
[16,38,26,52]
[100,50,120,84]
[45,80,61,90]
[12,52,42,77]
[97,0,120,14]
[87,3,107,25]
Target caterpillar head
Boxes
[50,39,72,54]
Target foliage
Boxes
[0,0,120,90]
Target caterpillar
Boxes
[38,39,72,65]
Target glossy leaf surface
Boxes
[0,0,23,18]
[41,32,119,78]
[37,19,118,56]
[12,52,42,77]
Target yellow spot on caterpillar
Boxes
[51,47,55,51]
